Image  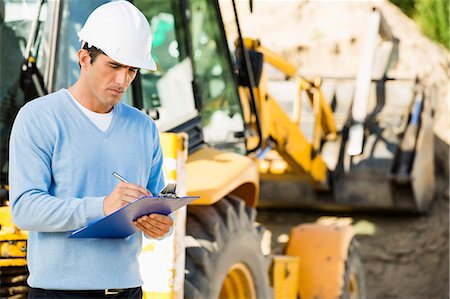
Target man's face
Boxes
[82,52,138,112]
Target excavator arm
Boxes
[239,38,337,188]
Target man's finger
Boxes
[138,218,164,233]
[147,214,173,225]
[120,197,134,204]
[145,216,173,233]
[140,216,172,232]
[139,217,167,233]
[134,221,158,238]
[134,220,166,236]
[122,182,151,196]
[116,192,136,203]
[121,188,147,200]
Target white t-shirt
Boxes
[69,92,114,132]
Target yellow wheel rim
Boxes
[219,262,256,299]
[349,273,360,299]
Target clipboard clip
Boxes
[158,183,177,197]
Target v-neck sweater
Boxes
[8,89,165,290]
[69,92,114,132]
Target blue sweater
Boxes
[9,89,165,290]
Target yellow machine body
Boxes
[0,206,28,267]
[186,147,259,208]
[272,255,300,299]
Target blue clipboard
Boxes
[69,195,199,239]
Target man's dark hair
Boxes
[80,43,105,66]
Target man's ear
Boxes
[78,49,91,69]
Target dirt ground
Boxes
[257,170,449,299]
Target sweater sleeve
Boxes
[8,106,105,232]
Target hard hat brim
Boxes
[104,49,157,71]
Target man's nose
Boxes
[114,68,129,86]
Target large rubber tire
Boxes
[341,240,366,299]
[184,196,271,299]
[0,266,28,299]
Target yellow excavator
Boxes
[0,0,433,298]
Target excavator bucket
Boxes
[330,79,434,213]
[259,77,435,213]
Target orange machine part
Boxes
[285,223,355,299]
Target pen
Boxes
[112,172,128,183]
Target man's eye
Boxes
[129,68,138,73]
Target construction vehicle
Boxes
[236,7,434,213]
[0,0,434,298]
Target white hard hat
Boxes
[78,0,157,70]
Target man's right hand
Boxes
[104,182,151,215]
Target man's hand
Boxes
[104,181,151,215]
[134,214,174,238]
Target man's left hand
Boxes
[134,214,173,238]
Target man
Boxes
[8,1,173,298]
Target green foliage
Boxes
[389,0,416,17]
[414,0,449,49]
[389,0,449,49]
